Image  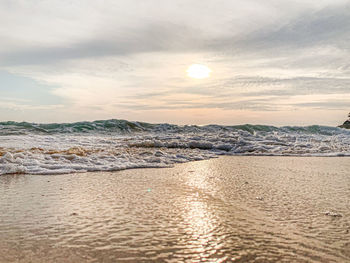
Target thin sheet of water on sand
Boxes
[0,156,349,262]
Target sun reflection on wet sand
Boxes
[181,196,227,261]
[178,160,229,261]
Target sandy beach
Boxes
[1,156,349,262]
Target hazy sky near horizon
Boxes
[1,0,350,125]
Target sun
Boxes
[187,64,212,79]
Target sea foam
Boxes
[0,120,349,175]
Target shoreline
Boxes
[2,154,350,177]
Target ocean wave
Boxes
[1,119,348,135]
[0,119,154,135]
[0,119,349,175]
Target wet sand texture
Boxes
[1,156,349,262]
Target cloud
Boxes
[0,23,205,66]
[1,0,350,125]
[1,1,349,66]
[231,3,350,52]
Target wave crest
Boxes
[1,119,349,175]
[1,119,348,136]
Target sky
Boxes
[0,0,350,126]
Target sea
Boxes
[1,119,350,175]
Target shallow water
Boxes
[1,120,350,175]
[0,156,349,262]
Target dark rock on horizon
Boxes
[340,120,350,129]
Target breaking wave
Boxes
[0,119,349,175]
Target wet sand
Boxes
[1,156,349,262]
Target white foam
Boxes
[0,126,350,175]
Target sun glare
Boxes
[187,64,212,79]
